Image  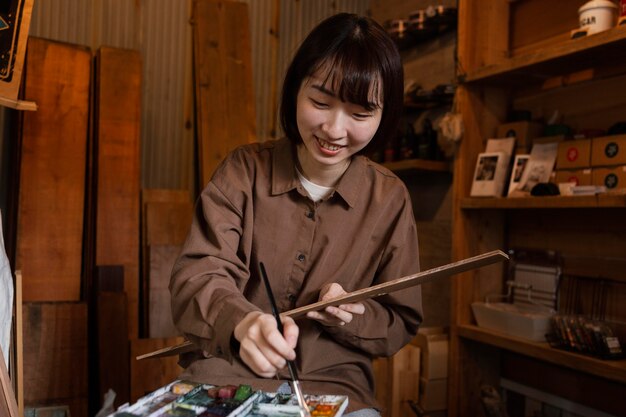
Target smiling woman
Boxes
[170,13,422,417]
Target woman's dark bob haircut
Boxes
[280,13,404,154]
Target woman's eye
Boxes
[310,98,328,108]
[353,113,370,120]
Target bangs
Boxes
[313,52,383,111]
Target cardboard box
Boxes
[592,165,626,189]
[532,134,567,146]
[556,139,591,169]
[552,169,592,186]
[497,121,544,153]
[591,135,626,167]
[411,327,448,380]
[419,377,448,411]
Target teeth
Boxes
[317,137,341,151]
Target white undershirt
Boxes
[296,167,333,202]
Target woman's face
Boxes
[296,70,383,168]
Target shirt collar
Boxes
[271,137,365,208]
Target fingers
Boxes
[281,315,299,350]
[319,283,346,301]
[306,302,365,326]
[234,312,298,378]
[309,283,365,327]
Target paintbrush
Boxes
[259,262,311,417]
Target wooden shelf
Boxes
[460,194,626,209]
[461,26,626,85]
[383,158,451,174]
[457,324,626,384]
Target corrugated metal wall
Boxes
[26,0,370,192]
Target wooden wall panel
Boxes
[509,0,586,55]
[193,0,256,188]
[95,46,141,339]
[94,265,130,411]
[148,245,182,338]
[140,189,192,336]
[17,38,90,301]
[22,302,88,417]
[145,202,193,247]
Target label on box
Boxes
[591,135,626,167]
[556,139,591,169]
[553,169,592,186]
[592,166,626,189]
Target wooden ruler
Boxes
[137,250,508,360]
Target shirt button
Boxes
[288,294,297,302]
[306,210,314,219]
[297,253,305,262]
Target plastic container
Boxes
[579,0,618,35]
[471,302,555,342]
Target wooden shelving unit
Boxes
[383,158,451,174]
[457,325,626,384]
[450,1,626,416]
[461,25,626,85]
[460,194,626,209]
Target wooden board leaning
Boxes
[137,250,509,360]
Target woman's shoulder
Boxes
[344,156,412,208]
[358,156,407,191]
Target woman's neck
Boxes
[296,144,351,188]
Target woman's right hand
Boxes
[233,311,299,378]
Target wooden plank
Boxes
[94,266,129,410]
[22,302,88,417]
[17,37,90,301]
[148,245,182,338]
[138,250,509,360]
[14,270,23,417]
[129,337,185,403]
[286,250,508,319]
[95,46,141,339]
[0,0,34,104]
[457,0,510,76]
[145,202,193,246]
[193,0,256,188]
[140,190,191,336]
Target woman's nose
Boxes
[321,110,347,139]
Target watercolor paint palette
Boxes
[109,380,349,417]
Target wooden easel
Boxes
[0,346,19,417]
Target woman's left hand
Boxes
[306,283,365,326]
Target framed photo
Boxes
[507,154,530,196]
[470,151,510,197]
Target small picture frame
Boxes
[470,151,509,197]
[507,154,530,196]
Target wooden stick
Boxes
[137,250,508,360]
[0,347,19,417]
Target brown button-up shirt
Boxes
[170,138,422,412]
